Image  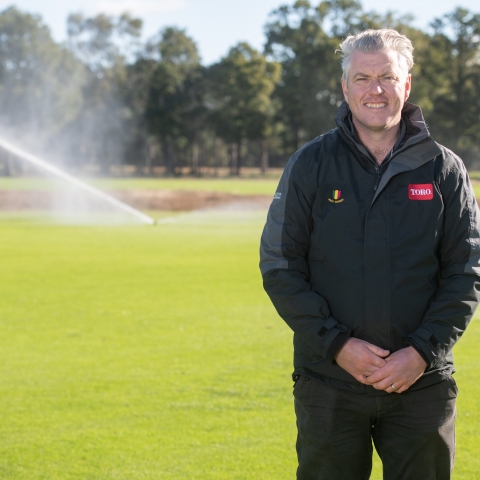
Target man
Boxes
[259,29,480,479]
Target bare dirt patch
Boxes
[0,189,272,211]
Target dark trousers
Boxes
[294,376,457,480]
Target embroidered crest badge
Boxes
[328,190,344,204]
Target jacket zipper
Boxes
[374,167,381,191]
[373,147,394,191]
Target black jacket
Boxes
[260,102,480,394]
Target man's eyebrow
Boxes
[352,69,397,79]
[352,72,370,79]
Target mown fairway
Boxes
[0,199,479,478]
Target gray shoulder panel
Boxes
[438,144,480,276]
[259,133,330,275]
[457,158,480,275]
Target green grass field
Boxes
[0,182,479,478]
[0,176,280,196]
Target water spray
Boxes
[0,137,156,225]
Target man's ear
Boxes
[341,78,349,103]
[404,74,412,101]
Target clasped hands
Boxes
[334,338,427,394]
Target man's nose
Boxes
[369,78,383,94]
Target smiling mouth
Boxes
[365,103,387,109]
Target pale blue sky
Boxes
[1,0,478,64]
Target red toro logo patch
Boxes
[408,184,434,200]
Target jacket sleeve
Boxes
[407,155,480,368]
[260,149,351,361]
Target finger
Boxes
[365,344,390,358]
[353,374,368,384]
[395,383,411,394]
[366,378,391,388]
[370,356,388,369]
[376,359,388,368]
[370,377,397,391]
[363,367,392,385]
[387,383,404,394]
[363,364,384,376]
[362,353,388,370]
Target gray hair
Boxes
[339,29,414,81]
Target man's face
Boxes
[341,49,411,134]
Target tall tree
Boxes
[144,27,205,175]
[0,7,85,155]
[65,11,142,172]
[207,42,280,175]
[123,57,159,174]
[425,8,480,166]
[67,12,142,70]
[265,1,350,151]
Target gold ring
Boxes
[391,384,398,392]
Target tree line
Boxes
[0,0,479,176]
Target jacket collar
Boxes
[335,101,431,156]
[334,101,442,205]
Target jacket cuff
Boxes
[406,327,439,368]
[406,340,430,366]
[314,316,352,359]
[326,331,351,362]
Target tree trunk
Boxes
[191,143,199,176]
[261,140,269,173]
[199,144,205,177]
[230,142,239,176]
[237,140,243,177]
[165,142,176,176]
[214,137,221,177]
[145,142,151,176]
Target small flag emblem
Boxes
[328,190,344,203]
